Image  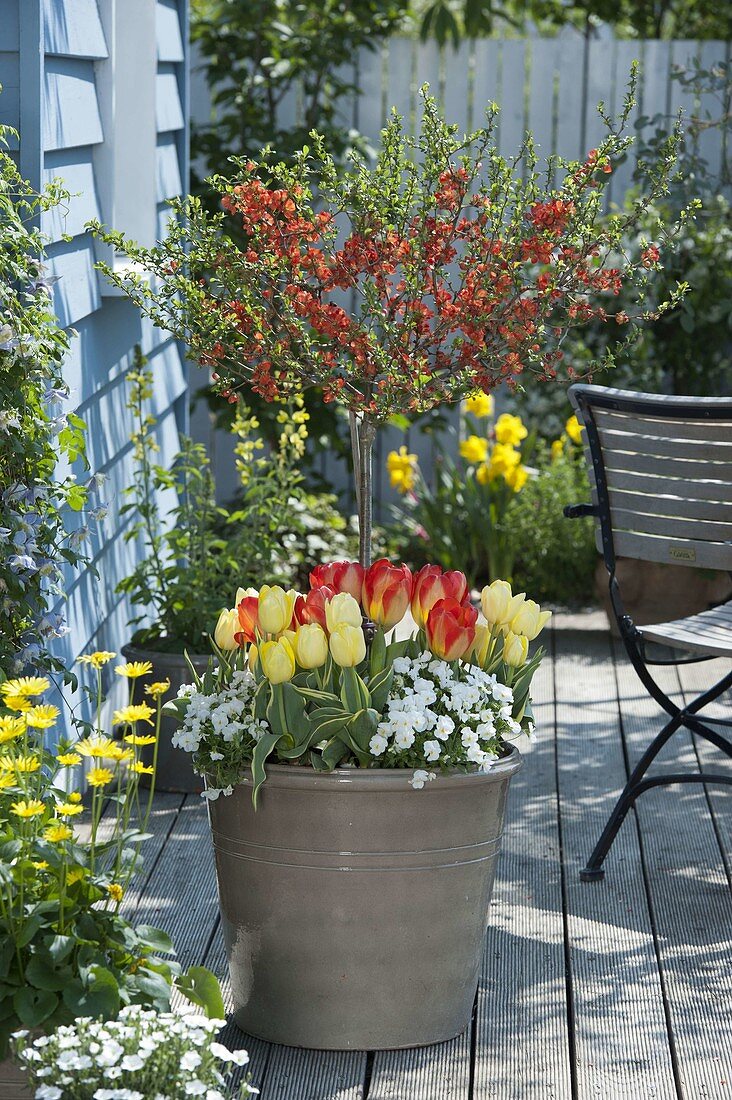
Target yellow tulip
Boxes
[494,413,528,447]
[260,637,296,684]
[509,599,552,641]
[503,631,529,668]
[470,623,493,667]
[258,586,297,636]
[459,434,489,465]
[480,580,526,629]
[329,623,366,668]
[464,391,494,418]
[248,644,259,673]
[295,624,329,669]
[214,608,239,650]
[325,592,362,633]
[235,585,258,606]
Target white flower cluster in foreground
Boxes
[13,1007,256,1100]
[367,653,520,788]
[173,671,267,801]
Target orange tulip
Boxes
[310,560,365,601]
[297,585,336,631]
[361,559,413,630]
[411,564,469,628]
[236,594,260,644]
[425,598,478,661]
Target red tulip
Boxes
[298,585,336,631]
[411,565,469,628]
[425,598,478,661]
[236,595,260,645]
[361,559,413,630]
[310,560,365,601]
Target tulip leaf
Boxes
[320,736,349,771]
[368,665,394,712]
[341,722,373,767]
[254,678,270,720]
[310,751,330,771]
[292,685,341,706]
[251,732,286,807]
[348,708,379,752]
[339,666,371,714]
[369,627,387,677]
[308,714,350,742]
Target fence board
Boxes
[498,40,526,161]
[555,33,585,167]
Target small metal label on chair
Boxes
[669,546,696,561]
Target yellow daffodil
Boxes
[44,822,73,843]
[0,716,26,743]
[130,761,154,776]
[124,733,157,747]
[86,766,114,788]
[113,703,154,727]
[56,752,82,767]
[1,676,49,698]
[1,754,40,774]
[114,661,153,679]
[75,736,117,758]
[459,434,488,465]
[494,413,528,447]
[489,443,521,477]
[107,883,124,902]
[77,651,116,668]
[144,680,170,699]
[551,437,565,462]
[25,704,60,729]
[386,447,418,494]
[504,464,529,493]
[565,414,583,445]
[475,462,491,485]
[10,799,45,819]
[463,391,494,418]
[56,802,84,817]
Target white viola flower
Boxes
[184,1083,207,1097]
[120,1054,145,1072]
[202,788,222,801]
[392,656,411,675]
[209,1041,250,1066]
[181,1050,202,1071]
[369,733,388,756]
[476,719,495,739]
[394,728,415,750]
[491,681,513,704]
[107,1067,122,1079]
[35,1087,62,1100]
[461,727,479,749]
[411,769,435,789]
[434,715,454,741]
[423,739,441,762]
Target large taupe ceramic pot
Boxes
[207,749,522,1050]
[0,1056,32,1098]
[121,644,210,794]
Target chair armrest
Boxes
[563,503,599,520]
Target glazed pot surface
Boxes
[0,1056,32,1099]
[121,644,210,793]
[207,750,522,1049]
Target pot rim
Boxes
[208,745,523,794]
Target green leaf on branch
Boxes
[13,987,58,1028]
[136,925,176,955]
[175,966,225,1019]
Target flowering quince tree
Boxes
[93,79,686,568]
[167,563,551,800]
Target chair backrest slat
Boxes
[569,384,732,572]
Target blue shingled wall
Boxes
[2,1,189,731]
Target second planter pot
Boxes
[120,644,210,794]
[207,749,522,1050]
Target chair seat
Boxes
[640,601,732,657]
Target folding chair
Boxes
[565,384,732,881]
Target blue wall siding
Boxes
[12,0,189,741]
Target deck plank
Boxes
[611,636,732,1098]
[367,1030,471,1099]
[259,1046,367,1100]
[474,635,573,1099]
[554,620,678,1099]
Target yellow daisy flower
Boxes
[75,736,117,759]
[1,677,49,698]
[106,746,135,764]
[107,883,124,902]
[130,761,155,775]
[0,772,16,791]
[113,703,154,726]
[114,661,153,679]
[1,754,40,774]
[124,733,157,747]
[32,861,49,871]
[144,680,170,699]
[0,716,26,743]
[25,704,60,729]
[68,791,82,803]
[463,391,494,418]
[66,868,85,885]
[10,799,45,819]
[86,766,114,788]
[44,822,73,843]
[3,694,32,713]
[56,752,82,767]
[77,651,116,669]
[56,802,84,817]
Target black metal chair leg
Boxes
[579,718,681,882]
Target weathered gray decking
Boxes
[129,613,732,1099]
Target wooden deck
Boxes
[128,613,732,1099]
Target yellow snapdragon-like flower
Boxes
[463,391,494,418]
[386,447,418,494]
[0,716,26,743]
[494,413,528,448]
[11,799,45,819]
[1,676,49,699]
[86,766,114,788]
[77,651,116,669]
[44,822,73,843]
[113,703,155,726]
[144,680,170,699]
[114,661,153,679]
[459,435,489,465]
[25,704,60,729]
[565,414,583,445]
